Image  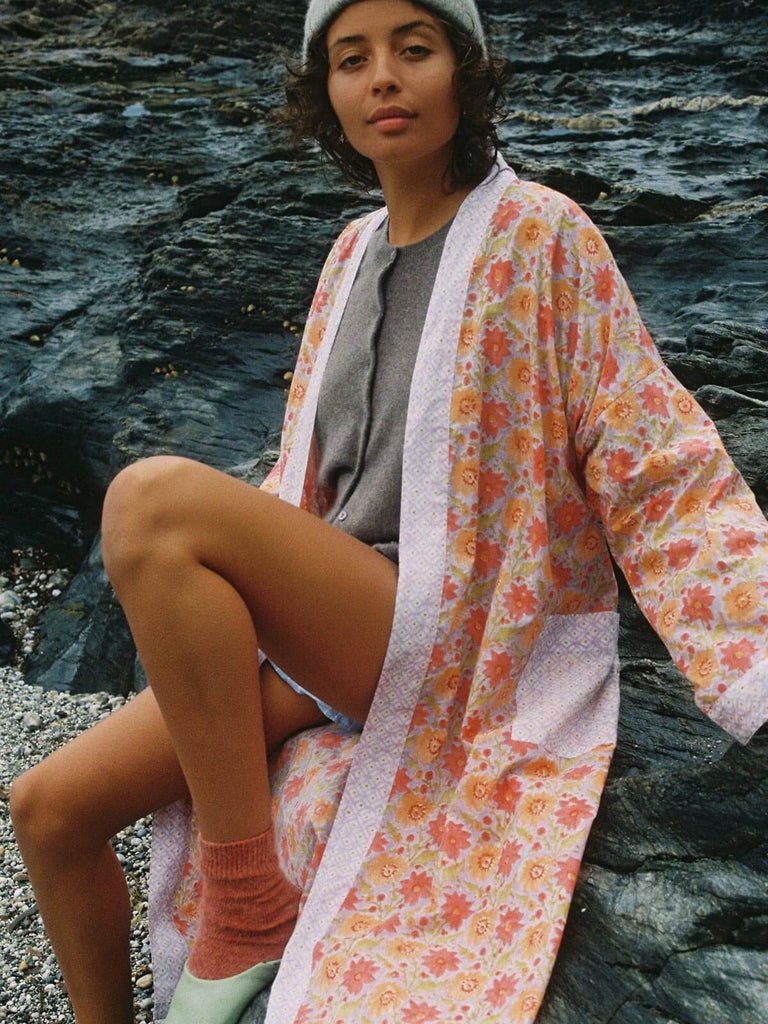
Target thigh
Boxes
[108,457,399,726]
[16,670,329,847]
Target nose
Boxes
[369,50,401,95]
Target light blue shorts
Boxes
[267,660,363,733]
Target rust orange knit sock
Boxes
[186,825,301,981]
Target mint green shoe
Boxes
[163,958,280,1024]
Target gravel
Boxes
[0,550,154,1022]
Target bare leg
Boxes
[12,453,397,1021]
[100,455,398,843]
[9,670,327,1024]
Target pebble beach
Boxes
[0,552,155,1023]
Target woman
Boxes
[10,2,768,1023]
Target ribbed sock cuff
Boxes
[199,825,280,880]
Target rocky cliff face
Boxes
[1,1,766,1021]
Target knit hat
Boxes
[302,0,487,60]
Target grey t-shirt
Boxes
[314,215,453,564]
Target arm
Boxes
[556,201,768,745]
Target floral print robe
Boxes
[148,156,768,1022]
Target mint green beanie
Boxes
[302,0,487,60]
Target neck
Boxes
[375,154,473,247]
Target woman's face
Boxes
[325,0,461,178]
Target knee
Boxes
[102,455,196,585]
[9,766,89,861]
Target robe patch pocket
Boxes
[509,612,621,757]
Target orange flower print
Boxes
[577,225,609,263]
[483,649,514,685]
[640,380,670,417]
[502,497,531,533]
[523,756,558,780]
[468,844,499,880]
[499,835,524,876]
[485,257,515,297]
[401,1000,441,1024]
[604,391,640,430]
[306,319,325,350]
[441,890,475,929]
[495,904,524,944]
[689,649,719,687]
[606,447,637,483]
[414,727,447,764]
[641,448,675,483]
[555,855,582,893]
[521,922,550,958]
[574,526,603,562]
[506,358,533,395]
[478,468,507,505]
[481,396,512,437]
[510,285,537,321]
[399,869,433,905]
[449,971,486,1002]
[476,537,504,576]
[657,599,680,633]
[555,795,593,830]
[665,538,697,569]
[492,198,524,231]
[527,516,548,554]
[504,582,538,622]
[439,819,473,860]
[318,953,344,992]
[639,549,666,581]
[367,852,407,886]
[451,457,479,497]
[342,956,378,995]
[461,773,495,810]
[367,982,406,1015]
[458,320,477,353]
[519,856,555,892]
[719,638,757,673]
[553,497,587,535]
[338,912,379,938]
[675,486,707,521]
[512,989,543,1019]
[542,408,568,447]
[723,527,759,557]
[421,947,461,977]
[485,972,520,1009]
[482,325,514,367]
[289,379,307,404]
[643,488,675,523]
[515,215,548,252]
[596,313,614,350]
[672,388,703,425]
[336,228,359,264]
[507,427,534,460]
[552,280,577,321]
[395,791,433,828]
[519,791,555,826]
[467,910,496,945]
[592,263,617,304]
[386,937,426,962]
[434,665,460,698]
[452,527,477,566]
[723,581,759,622]
[451,386,481,423]
[681,583,715,624]
[493,775,523,814]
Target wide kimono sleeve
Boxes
[554,200,768,746]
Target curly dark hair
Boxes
[281,4,510,193]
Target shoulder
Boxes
[475,172,615,272]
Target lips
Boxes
[369,106,415,123]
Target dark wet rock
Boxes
[22,535,136,696]
[0,619,16,666]
[1,1,767,1021]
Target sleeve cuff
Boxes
[705,660,768,745]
